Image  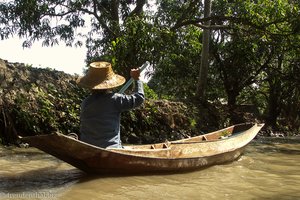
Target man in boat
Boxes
[76,61,144,148]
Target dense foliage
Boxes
[209,0,300,130]
[0,0,299,142]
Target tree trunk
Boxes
[227,91,238,107]
[267,83,281,129]
[227,90,241,124]
[266,54,283,129]
[196,0,211,101]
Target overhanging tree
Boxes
[0,0,148,72]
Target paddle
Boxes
[118,61,150,94]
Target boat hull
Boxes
[20,123,264,174]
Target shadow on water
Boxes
[251,137,300,155]
[259,146,300,155]
[0,166,85,193]
[255,136,300,144]
[0,147,46,158]
[0,147,86,193]
[0,165,192,195]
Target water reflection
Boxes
[0,138,299,200]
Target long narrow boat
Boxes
[20,123,264,174]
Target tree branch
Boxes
[171,15,294,35]
[78,0,118,38]
[128,0,146,18]
[194,24,229,30]
[173,0,202,30]
[171,15,232,30]
[242,48,274,88]
[111,0,119,22]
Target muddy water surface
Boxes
[0,138,300,200]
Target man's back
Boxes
[80,81,144,148]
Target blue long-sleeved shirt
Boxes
[79,81,144,148]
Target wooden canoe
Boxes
[20,123,264,174]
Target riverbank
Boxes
[0,58,203,145]
[0,58,298,146]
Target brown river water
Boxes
[0,138,300,200]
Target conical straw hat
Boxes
[76,62,125,90]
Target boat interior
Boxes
[123,123,254,150]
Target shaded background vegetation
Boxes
[0,0,299,145]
